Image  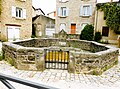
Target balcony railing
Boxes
[0,73,57,89]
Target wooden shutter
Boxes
[66,8,69,16]
[23,9,26,19]
[89,5,92,16]
[80,6,83,16]
[58,7,61,16]
[12,6,16,17]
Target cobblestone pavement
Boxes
[0,43,120,89]
[0,58,120,89]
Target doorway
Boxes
[71,24,76,34]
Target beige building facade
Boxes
[0,0,32,41]
[94,2,120,44]
[56,0,97,34]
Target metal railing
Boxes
[44,49,69,70]
[0,73,57,89]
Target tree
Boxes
[80,24,94,41]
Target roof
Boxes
[47,11,56,15]
[32,6,45,15]
[32,15,55,22]
[32,15,40,22]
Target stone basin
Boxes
[2,38,119,75]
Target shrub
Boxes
[94,32,102,42]
[0,52,3,61]
[80,24,94,41]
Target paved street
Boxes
[0,42,120,89]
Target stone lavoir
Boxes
[2,38,119,75]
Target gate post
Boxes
[35,51,45,71]
[68,55,75,73]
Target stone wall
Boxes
[2,38,119,75]
[2,42,45,71]
[69,49,118,75]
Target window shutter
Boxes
[66,8,69,16]
[80,6,83,16]
[23,9,26,19]
[89,5,92,16]
[12,6,16,17]
[58,7,61,16]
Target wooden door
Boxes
[71,24,76,34]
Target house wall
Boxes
[56,0,96,34]
[0,0,32,41]
[33,15,55,38]
[95,10,118,44]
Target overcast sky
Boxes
[32,0,119,15]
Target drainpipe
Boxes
[94,7,98,33]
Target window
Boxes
[102,27,109,37]
[81,23,88,30]
[60,23,66,31]
[12,6,26,19]
[58,7,69,17]
[61,7,67,17]
[80,5,92,16]
[83,6,90,16]
[16,7,23,18]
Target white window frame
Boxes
[58,7,69,17]
[16,7,23,18]
[12,6,26,19]
[80,5,92,17]
[61,7,67,17]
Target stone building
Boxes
[0,0,32,41]
[94,1,120,44]
[32,15,55,38]
[56,0,97,34]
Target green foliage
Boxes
[97,3,120,33]
[94,32,102,42]
[0,52,3,61]
[80,24,94,41]
[100,40,109,44]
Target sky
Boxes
[32,0,119,15]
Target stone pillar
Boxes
[35,52,45,71]
[68,55,75,73]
